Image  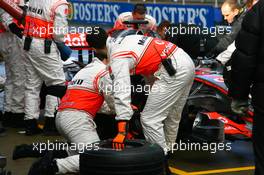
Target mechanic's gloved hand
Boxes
[8,23,23,39]
[113,121,128,150]
[231,99,249,116]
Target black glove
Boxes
[8,23,23,39]
[231,99,249,116]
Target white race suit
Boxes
[22,0,68,120]
[107,34,195,153]
[55,58,113,174]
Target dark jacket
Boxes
[212,9,247,55]
[229,0,264,111]
[165,23,218,59]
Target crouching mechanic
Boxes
[22,0,68,135]
[88,29,195,153]
[27,34,114,175]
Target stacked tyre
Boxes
[80,139,165,175]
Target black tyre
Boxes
[80,139,165,175]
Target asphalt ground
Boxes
[169,140,254,175]
[0,128,254,175]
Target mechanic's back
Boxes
[108,34,177,76]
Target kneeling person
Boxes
[28,54,113,174]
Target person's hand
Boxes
[231,99,249,116]
[112,121,128,150]
[8,23,23,39]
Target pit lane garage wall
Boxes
[67,0,223,28]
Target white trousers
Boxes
[0,33,25,113]
[23,39,65,120]
[140,48,195,154]
[44,95,59,118]
[55,110,100,174]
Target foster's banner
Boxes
[68,0,218,27]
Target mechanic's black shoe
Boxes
[13,113,25,128]
[165,154,172,175]
[0,123,6,136]
[13,143,68,160]
[13,144,45,160]
[2,112,13,127]
[53,149,68,159]
[28,152,58,175]
[165,163,172,175]
[25,119,42,136]
[0,113,6,136]
[43,117,59,136]
[0,111,3,121]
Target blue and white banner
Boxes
[68,0,220,27]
